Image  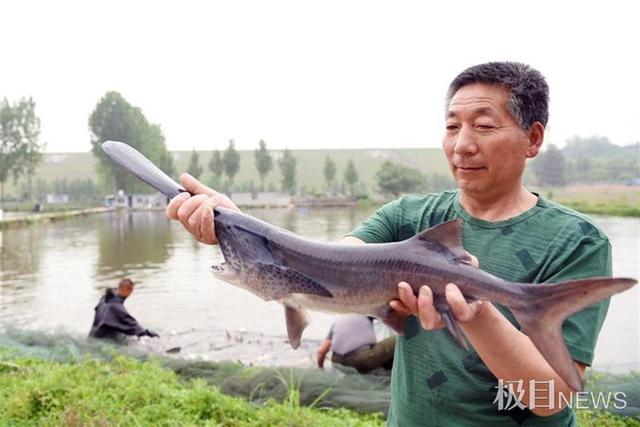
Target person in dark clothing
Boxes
[89,278,159,343]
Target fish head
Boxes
[211,207,274,274]
[210,207,333,303]
[209,207,282,298]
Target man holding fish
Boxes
[165,62,617,425]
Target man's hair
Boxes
[446,61,549,130]
[118,278,134,288]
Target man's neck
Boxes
[459,186,538,222]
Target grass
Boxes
[1,348,637,426]
[541,185,640,217]
[0,350,383,426]
[577,410,640,426]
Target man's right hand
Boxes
[165,173,240,244]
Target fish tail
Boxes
[511,277,636,392]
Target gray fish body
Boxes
[214,207,520,313]
[99,140,637,393]
[212,207,636,393]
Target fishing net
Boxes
[0,329,391,415]
[1,329,638,418]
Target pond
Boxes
[0,208,637,372]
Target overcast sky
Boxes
[1,1,638,153]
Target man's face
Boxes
[442,83,533,197]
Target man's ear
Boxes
[525,122,545,159]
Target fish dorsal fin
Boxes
[413,219,471,264]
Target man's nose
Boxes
[453,125,478,155]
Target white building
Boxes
[104,191,169,210]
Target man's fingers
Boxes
[469,253,479,268]
[397,282,418,315]
[417,286,444,330]
[464,251,479,268]
[389,299,412,317]
[165,173,241,245]
[166,192,189,220]
[199,201,217,244]
[445,283,483,322]
[177,194,209,233]
[180,173,217,196]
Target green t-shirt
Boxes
[349,190,612,427]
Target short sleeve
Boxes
[347,199,400,243]
[326,324,334,340]
[543,236,612,366]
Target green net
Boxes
[0,329,391,415]
[1,329,638,418]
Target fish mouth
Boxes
[211,262,226,273]
[210,262,241,284]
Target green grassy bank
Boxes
[541,185,640,217]
[1,350,638,426]
[0,352,383,426]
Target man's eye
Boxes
[477,124,495,130]
[446,124,459,131]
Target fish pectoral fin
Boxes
[284,305,310,349]
[256,263,333,299]
[435,299,470,351]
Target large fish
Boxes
[102,140,636,392]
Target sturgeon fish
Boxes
[102,140,637,392]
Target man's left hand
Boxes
[389,253,487,329]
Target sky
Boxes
[1,0,638,153]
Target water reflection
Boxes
[0,225,44,282]
[0,208,637,371]
[96,211,173,280]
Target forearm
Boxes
[316,339,332,367]
[461,303,578,416]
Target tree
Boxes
[323,156,337,193]
[254,139,273,191]
[0,98,40,206]
[15,98,43,201]
[343,159,359,196]
[0,99,21,207]
[278,148,297,195]
[186,149,203,179]
[148,124,176,180]
[532,144,566,187]
[222,139,240,191]
[375,160,424,198]
[208,149,223,189]
[574,157,592,184]
[89,91,174,194]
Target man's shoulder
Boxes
[533,196,609,241]
[393,190,458,214]
[349,190,458,243]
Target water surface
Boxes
[0,208,637,371]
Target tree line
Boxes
[0,98,43,207]
[87,92,466,199]
[531,137,639,187]
[2,91,638,208]
[184,141,364,197]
